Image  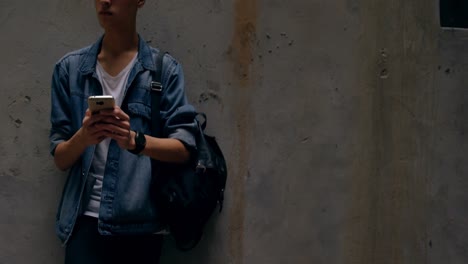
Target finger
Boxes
[90,127,109,136]
[127,129,132,139]
[82,109,92,125]
[107,132,129,142]
[87,113,112,127]
[113,106,130,120]
[104,130,130,147]
[89,130,108,144]
[83,117,101,128]
[99,116,130,130]
[98,123,129,137]
[100,106,130,121]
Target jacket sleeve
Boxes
[160,56,197,151]
[49,62,72,156]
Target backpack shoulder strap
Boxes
[150,50,166,185]
[151,50,165,137]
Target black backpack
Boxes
[150,51,227,251]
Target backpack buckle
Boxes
[196,163,206,174]
[151,81,162,92]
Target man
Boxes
[49,0,196,263]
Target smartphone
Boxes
[88,95,115,113]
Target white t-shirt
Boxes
[84,53,138,218]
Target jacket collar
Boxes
[79,34,155,75]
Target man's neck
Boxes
[101,30,139,57]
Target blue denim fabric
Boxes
[49,35,197,244]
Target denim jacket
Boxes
[49,35,197,244]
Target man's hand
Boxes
[79,109,111,146]
[94,106,133,150]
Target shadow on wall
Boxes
[440,0,468,28]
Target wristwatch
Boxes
[128,130,146,155]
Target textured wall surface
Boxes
[0,0,467,263]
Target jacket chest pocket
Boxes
[127,103,153,135]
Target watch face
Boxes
[136,131,146,146]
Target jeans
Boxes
[65,216,163,264]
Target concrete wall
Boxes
[0,0,467,263]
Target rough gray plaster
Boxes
[0,0,467,263]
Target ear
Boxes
[137,0,145,8]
